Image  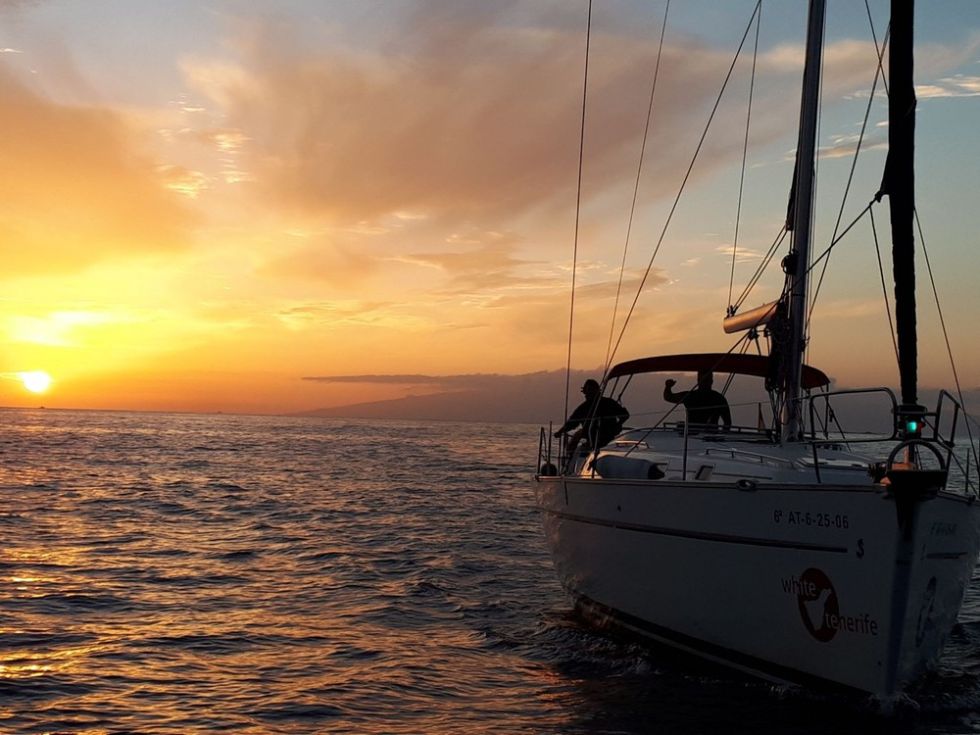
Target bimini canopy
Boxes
[606,353,830,390]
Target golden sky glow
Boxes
[0,2,978,416]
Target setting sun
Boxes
[18,371,53,394]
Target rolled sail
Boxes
[723,300,779,334]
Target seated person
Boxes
[663,369,731,430]
[554,378,630,455]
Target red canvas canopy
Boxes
[606,353,830,390]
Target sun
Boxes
[18,370,53,394]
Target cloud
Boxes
[916,75,980,99]
[572,267,670,301]
[813,298,887,320]
[4,309,119,347]
[277,300,394,328]
[178,6,979,269]
[404,239,528,274]
[715,245,763,262]
[0,66,197,275]
[186,127,253,182]
[157,164,210,198]
[203,128,251,152]
[262,240,383,289]
[0,1,41,13]
[182,4,816,234]
[172,6,980,321]
[397,238,544,294]
[914,32,980,80]
[819,132,888,160]
[303,372,504,387]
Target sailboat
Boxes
[534,0,979,699]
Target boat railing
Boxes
[931,390,978,497]
[538,397,975,493]
[536,422,595,476]
[670,422,772,438]
[536,425,558,476]
[805,387,900,444]
[803,388,977,496]
[933,389,961,448]
[702,447,796,468]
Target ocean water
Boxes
[0,408,978,735]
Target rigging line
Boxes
[915,208,979,469]
[604,0,671,373]
[728,2,762,313]
[722,337,753,394]
[802,201,872,278]
[608,0,763,368]
[563,0,593,424]
[732,226,787,311]
[698,331,755,413]
[744,230,784,301]
[869,206,901,368]
[865,1,890,98]
[734,228,785,309]
[806,20,890,327]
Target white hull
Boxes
[532,0,977,701]
[534,437,980,697]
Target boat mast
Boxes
[782,0,826,441]
[881,0,920,414]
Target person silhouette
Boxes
[663,369,731,430]
[554,379,629,455]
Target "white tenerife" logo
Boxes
[781,568,879,642]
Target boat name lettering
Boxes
[930,522,957,537]
[782,568,879,642]
[772,510,848,529]
[822,611,879,637]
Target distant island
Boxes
[294,370,980,430]
[294,370,575,424]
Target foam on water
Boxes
[0,408,978,734]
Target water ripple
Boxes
[0,409,976,734]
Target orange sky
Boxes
[1,1,978,415]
